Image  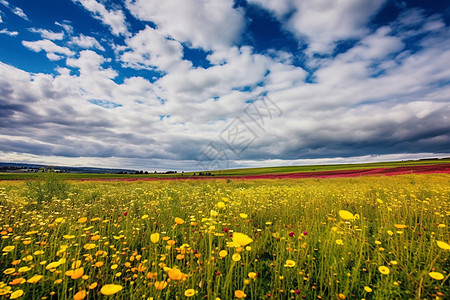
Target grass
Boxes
[1,158,449,180]
[0,174,449,299]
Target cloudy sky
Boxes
[0,0,449,171]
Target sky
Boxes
[0,0,449,171]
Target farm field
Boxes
[0,174,449,299]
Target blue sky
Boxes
[0,0,449,171]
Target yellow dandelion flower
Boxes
[284,260,296,267]
[33,250,44,255]
[239,213,248,219]
[150,233,160,244]
[248,272,257,279]
[378,266,390,275]
[217,202,226,209]
[18,267,31,273]
[154,281,167,290]
[338,210,354,220]
[394,224,407,229]
[10,290,24,299]
[436,241,450,250]
[235,290,246,299]
[174,217,184,225]
[27,275,43,284]
[168,268,183,280]
[335,239,344,245]
[219,250,228,258]
[95,262,104,268]
[232,233,253,247]
[83,243,96,250]
[46,261,61,270]
[54,279,63,284]
[429,272,444,280]
[73,290,86,300]
[184,289,196,297]
[89,282,98,289]
[2,245,15,252]
[364,286,372,292]
[100,284,123,295]
[55,218,64,223]
[232,253,241,262]
[110,264,118,270]
[3,268,15,275]
[141,214,149,220]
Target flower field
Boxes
[0,174,449,299]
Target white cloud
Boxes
[120,26,190,72]
[0,28,18,36]
[125,0,246,50]
[0,12,3,23]
[55,21,74,34]
[29,28,64,40]
[250,0,387,54]
[0,0,29,20]
[70,34,105,51]
[72,0,129,36]
[22,39,74,60]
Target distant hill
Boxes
[0,162,137,174]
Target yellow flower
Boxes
[248,272,257,279]
[335,239,344,245]
[364,286,372,293]
[27,275,43,284]
[3,268,15,275]
[54,279,63,284]
[33,250,44,255]
[150,233,160,244]
[232,253,241,262]
[394,224,407,229]
[338,210,354,220]
[168,268,183,280]
[83,243,96,250]
[89,282,98,289]
[100,284,123,295]
[10,290,24,299]
[73,290,86,300]
[235,290,247,298]
[111,264,118,270]
[232,233,253,247]
[379,266,390,275]
[2,245,15,252]
[55,217,64,223]
[219,250,228,258]
[154,281,168,290]
[429,272,444,280]
[284,260,296,267]
[46,261,61,270]
[210,209,219,217]
[174,217,184,225]
[184,289,196,297]
[387,230,393,236]
[217,202,226,209]
[18,267,31,273]
[141,214,149,219]
[66,267,84,279]
[77,217,87,223]
[95,262,104,268]
[436,241,450,250]
[239,213,248,219]
[9,278,25,286]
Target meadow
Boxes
[0,174,449,299]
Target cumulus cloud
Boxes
[72,0,129,36]
[120,26,190,72]
[0,0,29,20]
[125,0,246,50]
[70,34,105,51]
[29,28,64,40]
[250,0,387,54]
[22,39,74,60]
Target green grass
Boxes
[0,158,448,180]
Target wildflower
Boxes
[217,202,226,209]
[2,245,14,252]
[55,217,64,223]
[235,290,247,298]
[429,272,444,280]
[210,210,219,217]
[364,286,372,292]
[54,279,63,284]
[248,272,257,279]
[154,281,167,290]
[284,260,296,267]
[100,284,123,295]
[123,212,127,216]
[142,214,149,219]
[73,290,86,300]
[219,250,228,258]
[232,253,241,262]
[288,232,295,237]
[10,290,24,299]
[174,217,184,225]
[338,293,346,299]
[338,210,354,220]
[184,289,196,297]
[89,282,98,289]
[3,268,15,275]
[335,239,344,245]
[77,217,87,224]
[302,231,308,236]
[394,224,407,229]
[436,241,450,250]
[168,268,183,280]
[66,267,84,279]
[232,233,253,247]
[27,275,43,284]
[239,213,248,219]
[378,266,390,275]
[9,278,25,285]
[46,261,61,270]
[111,264,118,270]
[18,267,31,273]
